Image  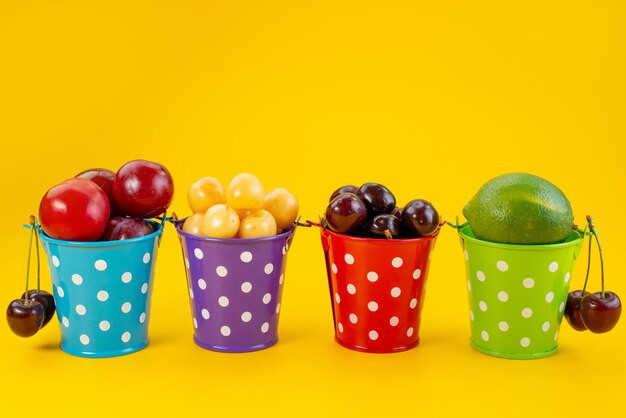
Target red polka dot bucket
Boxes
[316,225,440,353]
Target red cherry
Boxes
[99,217,154,241]
[564,290,590,331]
[580,291,622,334]
[6,299,45,337]
[21,290,56,328]
[112,160,174,218]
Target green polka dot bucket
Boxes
[458,224,584,359]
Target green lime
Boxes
[463,173,574,244]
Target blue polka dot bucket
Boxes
[39,220,164,358]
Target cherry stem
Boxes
[587,215,605,298]
[34,221,41,292]
[384,229,392,240]
[24,215,35,303]
[581,228,592,295]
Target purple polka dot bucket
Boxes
[38,220,164,358]
[175,221,297,352]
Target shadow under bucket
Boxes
[175,222,296,353]
[39,220,164,358]
[458,224,584,359]
[318,227,440,353]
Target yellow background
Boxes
[1,1,625,416]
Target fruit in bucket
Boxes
[183,173,298,239]
[99,217,154,241]
[75,168,121,216]
[323,182,440,239]
[113,159,174,218]
[463,173,574,244]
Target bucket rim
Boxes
[38,219,164,247]
[174,219,296,243]
[319,225,441,243]
[459,224,583,250]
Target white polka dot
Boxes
[241,311,252,322]
[62,317,69,327]
[481,330,489,341]
[477,271,486,281]
[121,332,131,343]
[331,263,338,274]
[121,272,132,283]
[189,288,194,299]
[522,308,533,318]
[334,293,341,303]
[470,310,474,321]
[219,296,229,307]
[409,298,418,309]
[349,313,358,324]
[51,255,60,267]
[241,282,252,293]
[367,271,378,282]
[139,312,146,323]
[479,301,487,312]
[542,321,550,332]
[344,253,355,265]
[564,272,571,283]
[559,302,565,313]
[141,283,148,294]
[99,320,110,331]
[276,303,281,314]
[347,284,356,295]
[94,260,107,271]
[367,301,378,312]
[240,251,253,263]
[198,278,207,290]
[57,286,64,298]
[549,262,559,272]
[496,260,509,272]
[390,287,401,298]
[498,291,509,302]
[143,253,151,264]
[193,318,198,329]
[121,302,132,313]
[264,263,274,274]
[216,266,228,277]
[194,248,204,260]
[185,258,189,268]
[407,327,414,337]
[523,278,535,288]
[391,257,403,268]
[499,321,509,332]
[279,274,284,285]
[261,322,269,333]
[263,293,272,304]
[545,292,555,303]
[464,250,469,261]
[76,304,86,315]
[413,269,422,280]
[520,337,531,347]
[369,330,379,340]
[221,326,231,336]
[97,290,109,302]
[554,331,559,341]
[71,274,83,285]
[338,322,344,333]
[201,309,210,320]
[80,334,90,345]
[390,316,399,326]
[467,281,472,291]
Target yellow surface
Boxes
[1,1,625,416]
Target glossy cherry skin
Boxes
[325,193,368,235]
[401,199,439,237]
[564,290,590,331]
[365,214,402,239]
[39,178,111,241]
[6,299,45,337]
[356,183,396,216]
[21,290,56,328]
[99,217,154,241]
[113,160,174,218]
[329,185,358,202]
[75,168,120,216]
[580,291,622,333]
